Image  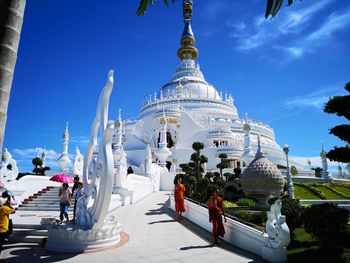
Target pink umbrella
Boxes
[50,174,74,184]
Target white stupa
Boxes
[56,122,71,173]
[116,0,297,171]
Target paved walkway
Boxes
[1,192,263,263]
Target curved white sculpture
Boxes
[81,69,115,230]
[0,148,19,184]
[73,146,84,177]
[45,70,122,253]
[265,200,290,249]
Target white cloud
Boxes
[13,147,58,159]
[229,0,333,51]
[301,8,350,47]
[277,7,350,62]
[280,85,341,111]
[11,147,60,172]
[70,136,89,146]
[226,21,246,31]
[260,82,345,122]
[226,0,350,63]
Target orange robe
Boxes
[207,196,225,238]
[174,183,186,213]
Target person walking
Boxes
[207,188,226,246]
[0,197,15,253]
[174,178,186,221]
[58,183,72,223]
[73,182,84,223]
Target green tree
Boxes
[324,82,350,163]
[32,157,43,168]
[31,157,50,175]
[177,141,210,201]
[0,0,26,154]
[216,153,229,178]
[290,165,298,176]
[137,0,295,17]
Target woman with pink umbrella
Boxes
[50,174,73,223]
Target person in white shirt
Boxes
[58,183,72,223]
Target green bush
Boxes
[281,198,304,239]
[234,210,267,225]
[235,198,257,207]
[303,203,349,246]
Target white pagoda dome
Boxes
[119,0,295,172]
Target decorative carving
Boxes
[73,146,84,177]
[45,70,121,253]
[265,200,291,249]
[0,149,19,183]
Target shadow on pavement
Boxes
[148,198,265,263]
[180,244,213,250]
[148,219,176,224]
[0,243,79,263]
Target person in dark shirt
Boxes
[72,175,80,195]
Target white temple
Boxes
[117,0,291,171]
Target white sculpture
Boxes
[57,122,71,173]
[265,200,290,249]
[155,111,172,168]
[112,109,129,190]
[144,143,153,176]
[45,70,121,253]
[80,69,115,230]
[73,146,84,177]
[0,148,19,183]
[144,143,165,191]
[115,147,128,189]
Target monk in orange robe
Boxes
[207,189,226,246]
[174,178,186,220]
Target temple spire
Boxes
[177,0,198,60]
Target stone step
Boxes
[13,228,47,236]
[9,233,46,243]
[19,204,74,209]
[13,224,46,230]
[23,197,76,202]
[21,199,76,204]
[17,207,74,211]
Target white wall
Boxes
[160,172,176,191]
[169,194,288,262]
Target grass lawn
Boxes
[287,227,350,262]
[333,186,350,197]
[294,185,320,199]
[313,185,347,199]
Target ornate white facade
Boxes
[117,0,290,171]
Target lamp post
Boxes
[283,144,295,199]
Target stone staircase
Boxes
[18,186,75,211]
[10,224,47,244]
[8,186,75,245]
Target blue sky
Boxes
[5,0,350,172]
